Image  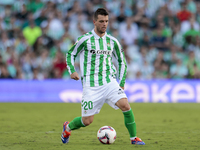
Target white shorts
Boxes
[81,79,127,117]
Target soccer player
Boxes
[61,8,145,145]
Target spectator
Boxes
[59,32,73,53]
[35,9,48,26]
[137,33,150,47]
[186,0,196,14]
[192,63,200,79]
[186,51,200,78]
[21,49,35,79]
[164,45,187,66]
[181,14,200,34]
[52,50,67,78]
[119,17,138,46]
[126,52,138,79]
[196,2,200,23]
[137,0,165,18]
[32,67,44,80]
[140,60,154,79]
[26,0,44,13]
[0,54,3,64]
[35,49,52,79]
[114,1,133,18]
[116,5,127,23]
[134,7,150,26]
[0,63,13,79]
[193,37,200,60]
[15,4,30,22]
[170,59,188,79]
[22,13,38,29]
[167,0,181,15]
[6,16,21,38]
[6,46,19,78]
[177,2,192,22]
[150,27,168,51]
[0,31,14,52]
[14,32,28,55]
[153,61,170,79]
[46,12,65,40]
[83,1,94,20]
[172,24,185,48]
[23,21,42,45]
[33,36,46,56]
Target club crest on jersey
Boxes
[90,49,111,55]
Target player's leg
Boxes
[115,98,136,138]
[61,85,105,144]
[115,98,136,137]
[61,115,94,144]
[115,98,145,145]
[67,115,94,131]
[82,115,94,126]
[105,80,145,145]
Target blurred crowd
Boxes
[0,0,200,80]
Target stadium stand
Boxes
[0,0,200,80]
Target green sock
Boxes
[123,109,137,138]
[68,117,85,130]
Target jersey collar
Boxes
[92,29,107,40]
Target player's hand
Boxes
[120,86,124,90]
[70,72,80,80]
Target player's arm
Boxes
[113,40,127,88]
[66,37,85,80]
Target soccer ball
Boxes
[97,126,116,144]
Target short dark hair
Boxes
[93,8,109,20]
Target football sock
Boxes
[123,108,137,138]
[68,117,85,130]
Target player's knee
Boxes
[121,103,131,111]
[83,119,93,126]
[82,116,94,126]
[116,98,131,111]
[120,101,131,111]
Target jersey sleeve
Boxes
[113,40,127,87]
[66,37,85,74]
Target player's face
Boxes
[94,15,109,35]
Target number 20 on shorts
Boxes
[82,100,93,110]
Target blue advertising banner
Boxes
[125,80,200,103]
[0,79,200,103]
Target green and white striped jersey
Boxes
[66,29,127,87]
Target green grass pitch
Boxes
[0,103,200,150]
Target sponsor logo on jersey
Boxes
[90,49,111,55]
[90,49,96,54]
